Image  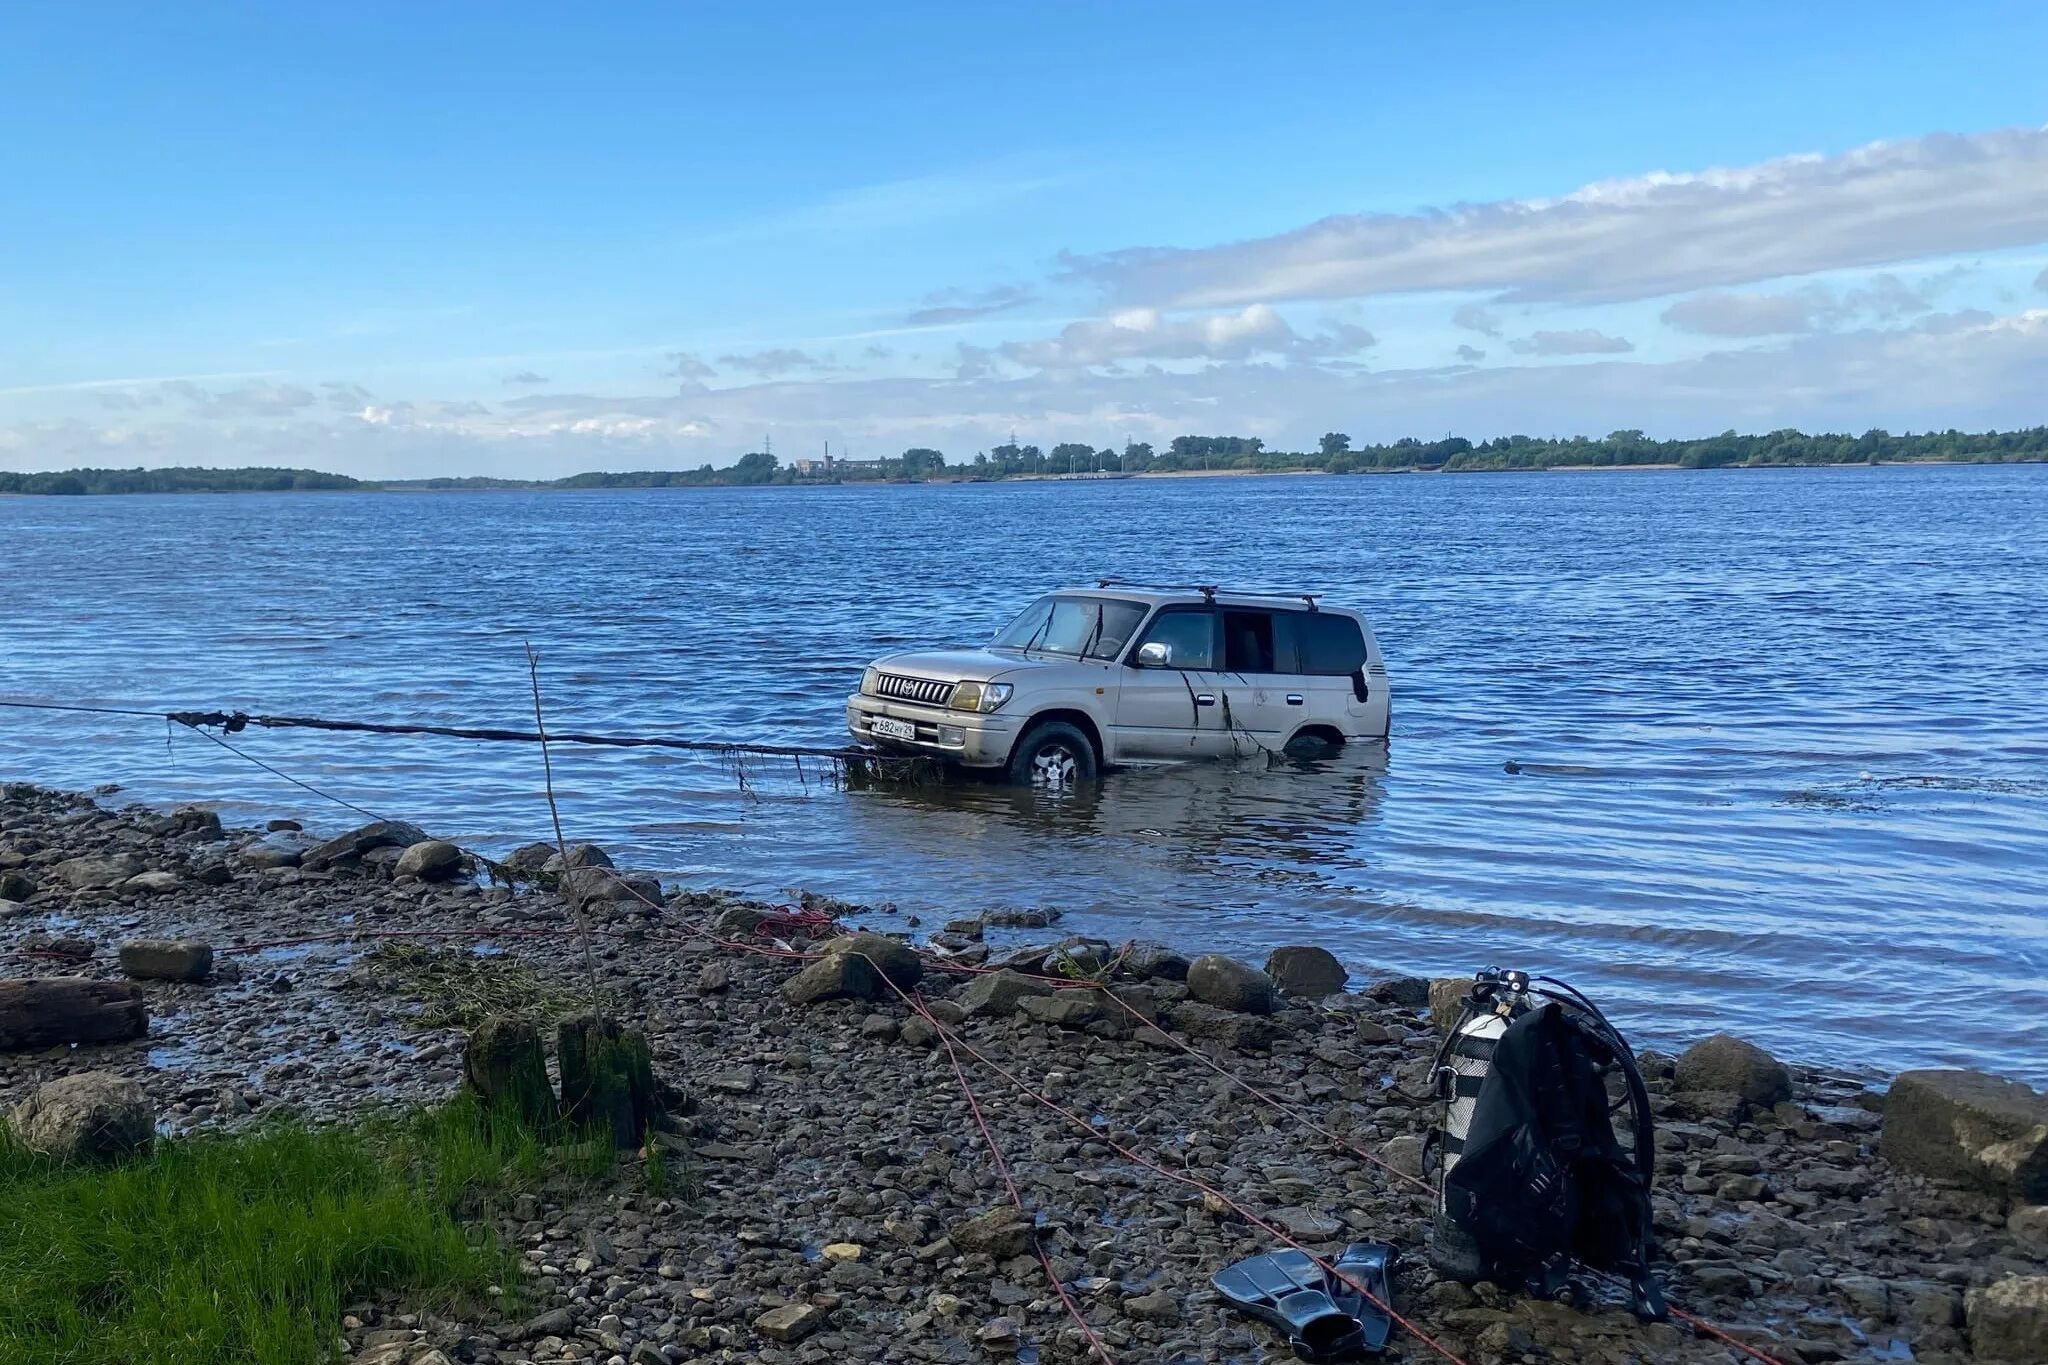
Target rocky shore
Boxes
[2,782,2044,1365]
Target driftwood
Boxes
[0,977,148,1049]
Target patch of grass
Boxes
[0,1096,589,1365]
[360,940,584,1029]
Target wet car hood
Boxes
[871,647,1102,681]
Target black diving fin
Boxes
[1211,1241,1397,1362]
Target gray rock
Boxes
[393,839,463,881]
[951,1205,1034,1258]
[2009,1204,2048,1254]
[118,938,214,982]
[0,870,36,901]
[301,820,429,871]
[522,1306,576,1338]
[1017,992,1101,1028]
[1185,954,1277,1015]
[122,870,182,895]
[1965,1276,2048,1363]
[1674,1034,1793,1108]
[958,969,1052,1017]
[1118,940,1189,981]
[1368,975,1431,1007]
[503,841,556,873]
[1429,977,1471,1034]
[1123,1287,1178,1322]
[240,832,310,869]
[1264,946,1348,997]
[781,953,879,1004]
[10,1071,154,1162]
[1882,1069,2048,1202]
[820,932,923,988]
[50,853,144,889]
[0,897,28,920]
[168,806,224,839]
[754,1302,824,1343]
[551,841,614,870]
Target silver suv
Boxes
[847,580,1391,785]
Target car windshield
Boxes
[991,594,1147,660]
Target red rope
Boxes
[919,989,1117,1364]
[874,973,1473,1365]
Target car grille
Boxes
[875,673,954,706]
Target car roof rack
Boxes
[1095,578,1322,610]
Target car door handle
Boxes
[1286,693,1305,705]
[1194,694,1216,707]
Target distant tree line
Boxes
[4,426,2044,495]
[0,466,365,495]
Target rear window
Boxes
[1294,613,1368,675]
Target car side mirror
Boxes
[1135,641,1171,667]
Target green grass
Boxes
[0,1097,605,1365]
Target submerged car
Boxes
[847,580,1391,785]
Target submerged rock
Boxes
[10,1071,154,1162]
[1882,1069,2048,1202]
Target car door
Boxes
[1284,610,1380,736]
[1212,607,1301,749]
[1111,606,1233,760]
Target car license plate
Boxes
[870,716,917,742]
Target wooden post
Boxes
[557,1012,658,1147]
[463,1015,557,1128]
[0,978,148,1050]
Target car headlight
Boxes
[948,680,1013,713]
[861,666,880,696]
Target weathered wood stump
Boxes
[557,1012,658,1147]
[0,978,148,1050]
[463,1015,557,1128]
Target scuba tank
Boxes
[1425,968,1667,1321]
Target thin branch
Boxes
[526,641,607,1018]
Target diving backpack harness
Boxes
[1425,968,1668,1322]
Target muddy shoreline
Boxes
[3,782,2044,1365]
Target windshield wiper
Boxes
[1080,602,1105,659]
[1019,609,1054,658]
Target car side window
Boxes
[1221,610,1277,672]
[1296,613,1368,675]
[1131,608,1216,669]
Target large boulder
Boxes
[958,969,1053,1017]
[821,933,923,989]
[393,839,463,881]
[10,1071,154,1163]
[301,820,429,871]
[1882,1070,2048,1203]
[50,854,144,890]
[1966,1276,2048,1363]
[118,939,214,982]
[544,842,614,872]
[781,953,880,1005]
[167,807,224,839]
[503,841,556,874]
[560,867,662,912]
[1185,954,1276,1015]
[1674,1034,1793,1108]
[0,870,37,901]
[1429,977,1471,1034]
[1264,946,1347,998]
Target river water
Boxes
[3,466,2044,1083]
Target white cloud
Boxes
[905,284,1036,327]
[715,348,838,377]
[1452,303,1503,337]
[11,310,2046,479]
[503,370,550,386]
[1062,126,2048,308]
[1509,329,1634,356]
[1455,344,1486,363]
[996,305,1372,370]
[1662,270,1962,336]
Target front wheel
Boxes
[1005,721,1099,789]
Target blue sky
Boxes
[3,2,2046,477]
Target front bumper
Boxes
[845,693,1020,767]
